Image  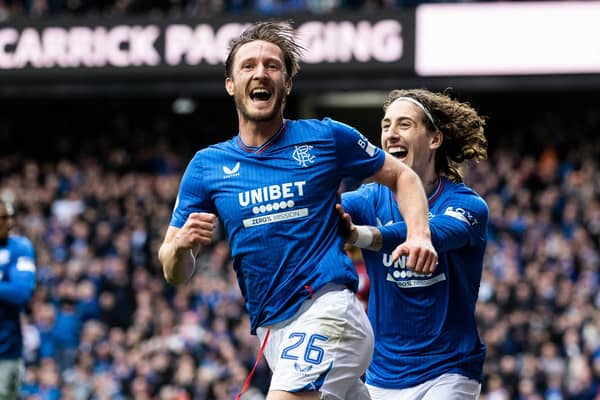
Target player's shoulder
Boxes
[202,136,237,153]
[442,178,488,211]
[356,182,388,195]
[344,182,376,200]
[190,137,238,161]
[344,183,391,208]
[8,235,34,253]
[319,117,360,134]
[289,117,357,136]
[444,178,483,198]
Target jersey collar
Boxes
[428,176,445,205]
[237,120,287,154]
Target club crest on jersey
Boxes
[223,162,240,178]
[292,145,315,167]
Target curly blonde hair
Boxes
[383,89,488,183]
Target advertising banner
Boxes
[415,1,600,76]
[0,12,415,82]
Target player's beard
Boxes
[235,88,287,123]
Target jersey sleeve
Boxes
[379,192,489,253]
[327,118,385,181]
[170,151,215,228]
[0,238,36,306]
[341,184,377,226]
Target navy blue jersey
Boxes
[0,235,37,360]
[342,176,488,388]
[171,118,385,333]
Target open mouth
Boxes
[387,146,408,160]
[250,88,272,101]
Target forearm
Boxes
[352,225,383,252]
[368,154,430,240]
[379,216,473,253]
[395,169,431,240]
[158,241,196,285]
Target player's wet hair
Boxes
[225,20,304,80]
[383,89,488,183]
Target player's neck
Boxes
[422,168,440,197]
[238,117,285,148]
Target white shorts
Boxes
[366,373,481,400]
[0,359,23,400]
[257,284,374,400]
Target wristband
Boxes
[353,225,374,248]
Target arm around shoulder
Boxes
[370,153,431,240]
[369,154,437,272]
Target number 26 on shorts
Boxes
[281,332,328,365]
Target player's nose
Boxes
[253,64,269,80]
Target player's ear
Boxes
[225,78,234,96]
[285,79,292,96]
[430,130,443,150]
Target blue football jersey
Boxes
[342,176,488,388]
[0,235,37,360]
[171,118,385,333]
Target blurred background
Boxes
[1,1,600,399]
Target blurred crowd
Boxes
[1,148,272,399]
[0,98,600,399]
[0,0,516,22]
[472,144,600,400]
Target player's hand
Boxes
[392,236,437,274]
[335,204,357,243]
[174,212,217,250]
